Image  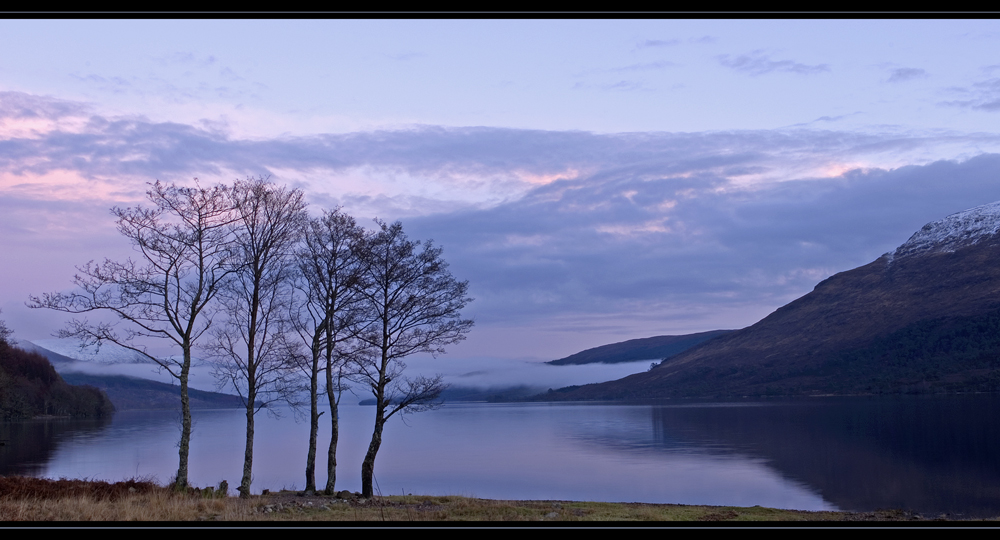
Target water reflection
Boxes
[375,402,833,510]
[0,416,112,476]
[644,396,1000,518]
[557,396,1000,517]
[1,395,998,517]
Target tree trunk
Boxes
[304,349,319,494]
[361,405,385,498]
[176,348,192,491]
[240,388,256,498]
[326,405,339,495]
[324,360,339,495]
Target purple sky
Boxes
[4,19,1000,366]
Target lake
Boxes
[2,394,999,518]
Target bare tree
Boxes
[291,208,368,495]
[210,176,308,498]
[0,309,13,345]
[353,219,474,498]
[27,180,234,490]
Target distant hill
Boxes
[24,341,245,410]
[59,372,245,410]
[16,341,80,366]
[547,330,734,365]
[542,201,1000,400]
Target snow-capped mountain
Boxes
[545,201,1000,400]
[890,200,1000,261]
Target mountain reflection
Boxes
[566,396,1000,518]
[0,416,112,476]
[4,396,999,518]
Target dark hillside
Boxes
[547,330,733,365]
[23,341,245,410]
[0,341,114,419]
[60,372,245,410]
[542,233,1000,400]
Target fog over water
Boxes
[28,338,654,396]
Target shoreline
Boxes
[0,476,978,522]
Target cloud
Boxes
[219,67,245,82]
[597,80,646,91]
[66,55,262,107]
[941,78,1000,111]
[0,91,90,121]
[403,355,655,390]
[717,51,830,76]
[4,91,1000,216]
[635,37,714,48]
[636,39,680,48]
[609,61,676,72]
[571,60,674,93]
[790,113,863,127]
[153,52,218,67]
[400,155,1000,348]
[886,67,928,83]
[70,73,136,95]
[8,90,1000,357]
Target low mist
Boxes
[402,354,654,392]
[28,339,653,398]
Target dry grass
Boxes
[0,477,959,522]
[258,495,873,522]
[0,477,257,521]
[1,491,256,521]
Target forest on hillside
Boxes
[0,338,114,420]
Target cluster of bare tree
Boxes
[0,309,13,345]
[28,177,473,499]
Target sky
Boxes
[5,18,1000,378]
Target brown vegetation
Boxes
[0,476,966,522]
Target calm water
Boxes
[2,395,999,518]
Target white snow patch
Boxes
[31,338,138,363]
[892,200,1000,260]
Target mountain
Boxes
[58,372,245,410]
[544,201,1000,400]
[546,330,734,365]
[23,341,245,410]
[0,341,114,419]
[16,341,84,367]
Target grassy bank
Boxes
[0,476,952,522]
